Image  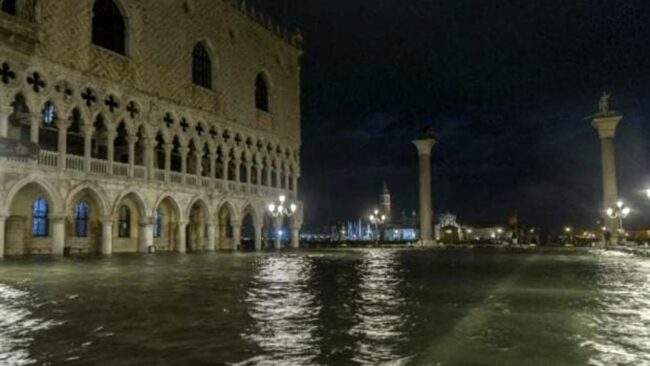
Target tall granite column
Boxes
[412,138,436,246]
[592,105,622,243]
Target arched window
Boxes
[192,43,212,89]
[118,205,130,238]
[1,0,16,15]
[153,207,162,238]
[92,0,126,55]
[42,101,56,126]
[74,201,90,237]
[255,74,269,112]
[32,198,49,237]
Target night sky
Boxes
[254,0,650,232]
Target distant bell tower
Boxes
[380,181,391,220]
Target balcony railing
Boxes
[39,150,58,167]
[3,150,296,198]
[66,155,84,172]
[154,169,165,182]
[113,162,128,177]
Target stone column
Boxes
[412,138,436,246]
[83,126,93,173]
[593,113,623,241]
[275,169,282,188]
[146,139,156,180]
[139,219,154,253]
[101,219,113,256]
[164,143,173,183]
[51,216,66,256]
[273,217,283,250]
[179,146,189,184]
[0,104,11,137]
[234,158,241,183]
[284,171,290,191]
[207,224,216,251]
[56,118,67,171]
[254,223,263,251]
[257,164,263,187]
[232,223,242,250]
[0,215,6,259]
[223,157,230,182]
[177,220,188,253]
[209,149,217,180]
[292,174,299,196]
[194,150,202,181]
[127,134,137,178]
[30,114,39,143]
[290,225,301,249]
[246,163,253,184]
[106,129,116,175]
[266,166,272,187]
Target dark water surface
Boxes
[0,249,649,365]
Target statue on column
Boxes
[598,92,612,116]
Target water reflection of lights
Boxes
[240,255,320,365]
[0,283,59,365]
[584,254,650,365]
[351,250,411,364]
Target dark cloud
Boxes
[254,0,650,231]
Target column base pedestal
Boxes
[417,240,438,247]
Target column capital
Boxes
[55,117,70,129]
[82,124,95,136]
[412,138,436,156]
[179,147,190,156]
[99,216,113,225]
[50,214,67,223]
[139,216,154,226]
[592,115,622,139]
[126,134,138,144]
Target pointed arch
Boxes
[185,195,212,221]
[65,183,110,218]
[111,187,147,219]
[152,193,182,220]
[2,177,62,215]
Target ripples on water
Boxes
[585,251,650,366]
[1,250,650,365]
[0,283,60,365]
[351,250,411,365]
[240,255,321,365]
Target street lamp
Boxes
[267,195,297,249]
[606,200,630,244]
[369,209,386,244]
[564,226,573,245]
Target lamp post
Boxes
[564,226,573,245]
[606,200,630,245]
[267,195,297,250]
[369,209,386,245]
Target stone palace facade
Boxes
[0,0,303,257]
